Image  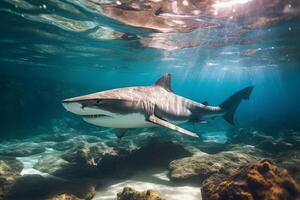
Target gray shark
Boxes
[62,74,253,138]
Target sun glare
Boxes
[213,0,252,9]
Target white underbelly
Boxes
[83,113,154,128]
[83,113,187,129]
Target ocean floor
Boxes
[0,128,300,199]
[13,149,201,200]
[93,170,201,200]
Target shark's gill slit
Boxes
[83,114,111,118]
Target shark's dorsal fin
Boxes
[155,73,173,92]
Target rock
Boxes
[0,178,14,200]
[61,141,115,166]
[197,142,234,154]
[0,156,23,179]
[34,154,70,175]
[201,159,300,200]
[227,128,297,153]
[45,194,83,200]
[280,131,300,148]
[33,146,100,180]
[46,178,96,200]
[4,175,62,200]
[4,175,97,200]
[97,150,132,179]
[0,142,46,157]
[274,150,300,182]
[52,140,77,151]
[169,146,260,183]
[52,135,104,152]
[257,140,294,153]
[227,128,274,145]
[117,187,166,200]
[35,133,73,143]
[0,156,23,199]
[98,141,192,179]
[35,137,190,179]
[127,140,192,168]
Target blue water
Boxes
[0,0,300,139]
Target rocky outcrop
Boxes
[61,141,115,166]
[98,141,192,179]
[117,187,165,200]
[227,128,274,145]
[0,142,46,157]
[278,131,300,149]
[168,146,261,183]
[35,133,73,143]
[0,156,24,199]
[45,194,82,200]
[32,135,191,180]
[34,154,70,175]
[201,159,300,200]
[34,135,116,179]
[4,175,96,200]
[227,128,297,154]
[0,156,23,179]
[197,142,234,154]
[257,139,294,153]
[51,135,104,152]
[274,150,300,182]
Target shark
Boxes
[62,74,253,138]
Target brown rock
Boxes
[4,174,96,200]
[0,156,23,199]
[169,146,260,183]
[275,150,300,182]
[0,156,23,180]
[46,194,83,200]
[117,187,166,200]
[202,159,300,200]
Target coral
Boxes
[202,159,300,200]
[117,187,165,200]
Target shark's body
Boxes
[63,74,253,138]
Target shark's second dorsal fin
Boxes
[155,73,173,92]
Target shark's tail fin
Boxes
[220,86,254,125]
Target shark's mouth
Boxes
[82,114,111,118]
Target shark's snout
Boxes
[62,97,110,117]
[62,94,98,115]
[62,101,86,115]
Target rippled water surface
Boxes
[1,1,300,200]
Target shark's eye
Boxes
[96,100,102,104]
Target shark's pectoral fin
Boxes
[147,114,199,138]
[115,128,127,139]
